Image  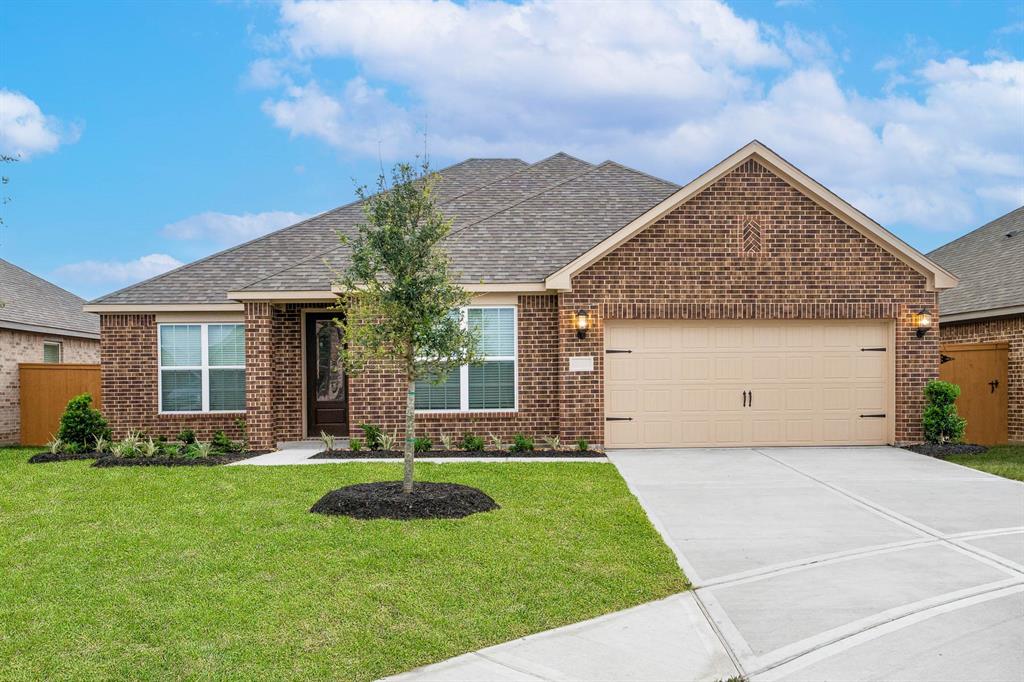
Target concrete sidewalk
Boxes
[383,593,738,682]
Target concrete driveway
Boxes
[610,446,1024,681]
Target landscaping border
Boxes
[310,448,605,460]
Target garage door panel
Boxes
[605,320,892,448]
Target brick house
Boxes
[85,142,957,451]
[930,207,1023,444]
[1,259,100,445]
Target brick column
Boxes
[245,301,275,450]
[558,293,604,447]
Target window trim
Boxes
[42,340,62,363]
[415,305,518,414]
[157,323,246,415]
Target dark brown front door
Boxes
[306,313,348,437]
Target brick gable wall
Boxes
[940,315,1023,443]
[558,159,937,445]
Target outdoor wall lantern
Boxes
[575,310,590,340]
[912,307,933,338]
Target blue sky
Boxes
[2,0,1022,300]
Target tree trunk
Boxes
[403,375,416,493]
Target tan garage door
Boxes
[604,320,893,448]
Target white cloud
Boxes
[0,90,81,159]
[161,210,310,243]
[252,0,1024,232]
[54,254,183,286]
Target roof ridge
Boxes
[599,159,681,189]
[89,157,520,304]
[237,154,598,292]
[445,160,612,242]
[0,257,87,305]
[928,205,1024,257]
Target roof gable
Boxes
[545,141,957,292]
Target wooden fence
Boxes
[19,364,102,446]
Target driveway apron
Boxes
[610,446,1024,681]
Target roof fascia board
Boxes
[545,141,959,292]
[941,305,1024,323]
[0,320,100,340]
[83,303,245,313]
[329,283,547,295]
[227,290,340,302]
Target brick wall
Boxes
[99,314,244,442]
[940,315,1023,443]
[558,159,938,445]
[0,328,99,444]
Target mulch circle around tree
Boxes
[310,481,500,520]
[91,452,268,468]
[28,452,102,464]
[310,449,605,460]
[903,443,988,458]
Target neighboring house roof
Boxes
[928,206,1024,321]
[85,141,956,311]
[0,259,100,338]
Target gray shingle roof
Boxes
[0,259,99,337]
[92,158,528,305]
[91,153,679,305]
[928,206,1024,317]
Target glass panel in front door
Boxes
[316,320,344,401]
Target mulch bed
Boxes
[310,481,499,520]
[310,448,605,459]
[28,452,102,464]
[92,451,268,468]
[903,443,989,458]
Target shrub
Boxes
[62,441,82,455]
[510,433,534,453]
[211,430,242,454]
[380,431,397,451]
[413,436,432,453]
[235,417,249,449]
[113,436,140,458]
[93,434,110,454]
[359,423,384,450]
[349,437,363,452]
[140,438,161,458]
[576,437,589,452]
[56,393,111,449]
[486,432,504,450]
[439,433,455,450]
[462,432,485,451]
[177,428,197,445]
[46,437,63,455]
[923,379,967,444]
[193,442,214,459]
[319,431,336,452]
[543,435,561,451]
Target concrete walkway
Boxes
[386,446,1024,681]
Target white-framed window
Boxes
[43,341,62,364]
[415,306,517,412]
[158,323,245,413]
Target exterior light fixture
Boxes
[912,307,933,338]
[575,310,589,340]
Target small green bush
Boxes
[510,433,534,453]
[56,393,111,449]
[414,436,433,453]
[62,441,82,455]
[576,438,589,452]
[461,432,485,451]
[359,423,384,450]
[923,379,967,444]
[211,430,242,454]
[177,428,197,445]
[349,437,363,452]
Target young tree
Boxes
[337,160,478,493]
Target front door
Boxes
[305,313,348,437]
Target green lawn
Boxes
[947,445,1024,482]
[0,448,686,681]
